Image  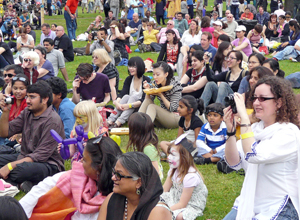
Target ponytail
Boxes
[180,95,205,116]
[153,61,174,86]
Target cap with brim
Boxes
[213,20,222,26]
[174,133,198,157]
[235,25,246,32]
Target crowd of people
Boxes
[0,0,300,219]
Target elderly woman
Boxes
[17,27,35,55]
[20,137,122,220]
[98,152,173,220]
[34,46,55,81]
[138,21,159,53]
[223,76,300,220]
[21,51,40,84]
[87,15,103,33]
[93,48,119,101]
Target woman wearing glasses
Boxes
[98,152,173,220]
[138,21,159,53]
[20,136,122,220]
[223,76,300,220]
[107,57,150,129]
[200,50,247,107]
[21,51,40,85]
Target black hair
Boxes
[165,29,179,44]
[45,77,68,99]
[279,15,285,20]
[248,53,266,65]
[228,50,243,68]
[286,11,292,16]
[27,80,53,107]
[127,57,145,78]
[205,103,225,116]
[0,196,28,220]
[85,136,122,196]
[180,95,204,115]
[51,23,57,27]
[4,64,24,75]
[177,12,183,16]
[23,23,31,29]
[43,38,54,46]
[254,24,263,33]
[192,50,205,62]
[141,18,149,23]
[289,20,300,38]
[262,59,285,78]
[214,41,231,67]
[190,44,204,51]
[99,27,108,35]
[201,16,211,28]
[76,63,94,78]
[218,34,231,43]
[118,152,153,196]
[34,46,47,59]
[152,61,173,86]
[119,18,127,27]
[12,74,29,87]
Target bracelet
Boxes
[7,163,13,171]
[128,103,132,108]
[240,123,251,127]
[240,132,254,140]
[87,41,91,44]
[226,129,236,137]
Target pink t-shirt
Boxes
[201,27,214,36]
[231,37,253,57]
[168,167,201,187]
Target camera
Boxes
[5,97,14,105]
[91,31,98,40]
[224,94,237,114]
[206,52,212,58]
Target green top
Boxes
[143,144,160,163]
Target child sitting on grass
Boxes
[194,103,227,165]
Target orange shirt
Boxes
[65,0,79,14]
[240,12,254,20]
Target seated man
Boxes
[1,65,24,95]
[85,28,115,65]
[33,2,41,28]
[54,26,74,62]
[273,39,300,61]
[240,7,254,20]
[174,12,188,37]
[72,63,111,105]
[128,13,142,37]
[40,23,56,46]
[0,81,65,192]
[46,77,75,139]
[103,10,117,30]
[0,33,14,69]
[43,38,70,81]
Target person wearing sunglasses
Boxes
[20,137,122,220]
[1,64,24,96]
[2,2,18,41]
[21,51,40,85]
[98,152,173,220]
[223,76,300,220]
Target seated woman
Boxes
[157,29,182,71]
[87,15,103,33]
[1,2,18,40]
[262,58,285,78]
[20,137,122,220]
[240,7,254,20]
[34,46,55,81]
[138,21,159,53]
[211,41,233,75]
[139,61,182,129]
[181,19,202,47]
[119,18,131,49]
[181,50,209,98]
[135,18,148,46]
[238,53,266,94]
[93,49,119,101]
[277,15,290,42]
[107,57,150,128]
[21,51,40,84]
[201,16,214,37]
[17,27,35,55]
[72,63,111,105]
[98,152,173,220]
[231,25,253,62]
[247,24,264,54]
[262,13,278,41]
[212,20,228,48]
[108,21,129,65]
[200,50,247,107]
[217,34,231,46]
[223,77,300,220]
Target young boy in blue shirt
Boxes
[194,103,227,165]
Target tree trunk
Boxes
[285,0,293,13]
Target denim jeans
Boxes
[222,208,237,220]
[201,82,234,107]
[150,42,162,52]
[88,1,94,13]
[274,46,299,61]
[0,54,10,69]
[277,198,299,220]
[64,10,77,40]
[231,5,239,20]
[131,31,138,37]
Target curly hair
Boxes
[249,76,299,127]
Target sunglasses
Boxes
[4,74,14,78]
[112,168,136,181]
[167,23,172,25]
[23,58,32,63]
[250,96,275,102]
[12,76,27,83]
[92,56,98,59]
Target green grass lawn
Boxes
[12,5,300,219]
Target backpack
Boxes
[225,68,247,81]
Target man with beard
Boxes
[0,81,65,193]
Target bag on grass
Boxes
[217,158,235,174]
[258,46,269,55]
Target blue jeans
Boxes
[64,10,77,40]
[0,54,10,69]
[223,208,237,220]
[231,5,239,20]
[131,31,138,37]
[201,82,234,107]
[88,1,94,13]
[274,46,299,61]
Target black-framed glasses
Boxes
[23,58,32,63]
[225,56,237,61]
[4,74,14,78]
[250,96,275,102]
[12,76,27,82]
[112,168,135,181]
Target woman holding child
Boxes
[223,76,300,219]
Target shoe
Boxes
[291,58,298,62]
[194,156,205,165]
[138,44,144,53]
[20,181,34,193]
[10,48,15,53]
[71,39,75,42]
[141,44,147,52]
[12,36,17,41]
[4,37,9,41]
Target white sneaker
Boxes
[291,58,298,62]
[71,39,75,42]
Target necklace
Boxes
[124,198,128,220]
[184,119,191,130]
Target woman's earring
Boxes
[136,188,140,195]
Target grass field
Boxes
[11,3,300,219]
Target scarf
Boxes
[237,122,300,220]
[106,167,163,220]
[191,67,205,83]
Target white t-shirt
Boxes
[17,34,34,54]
